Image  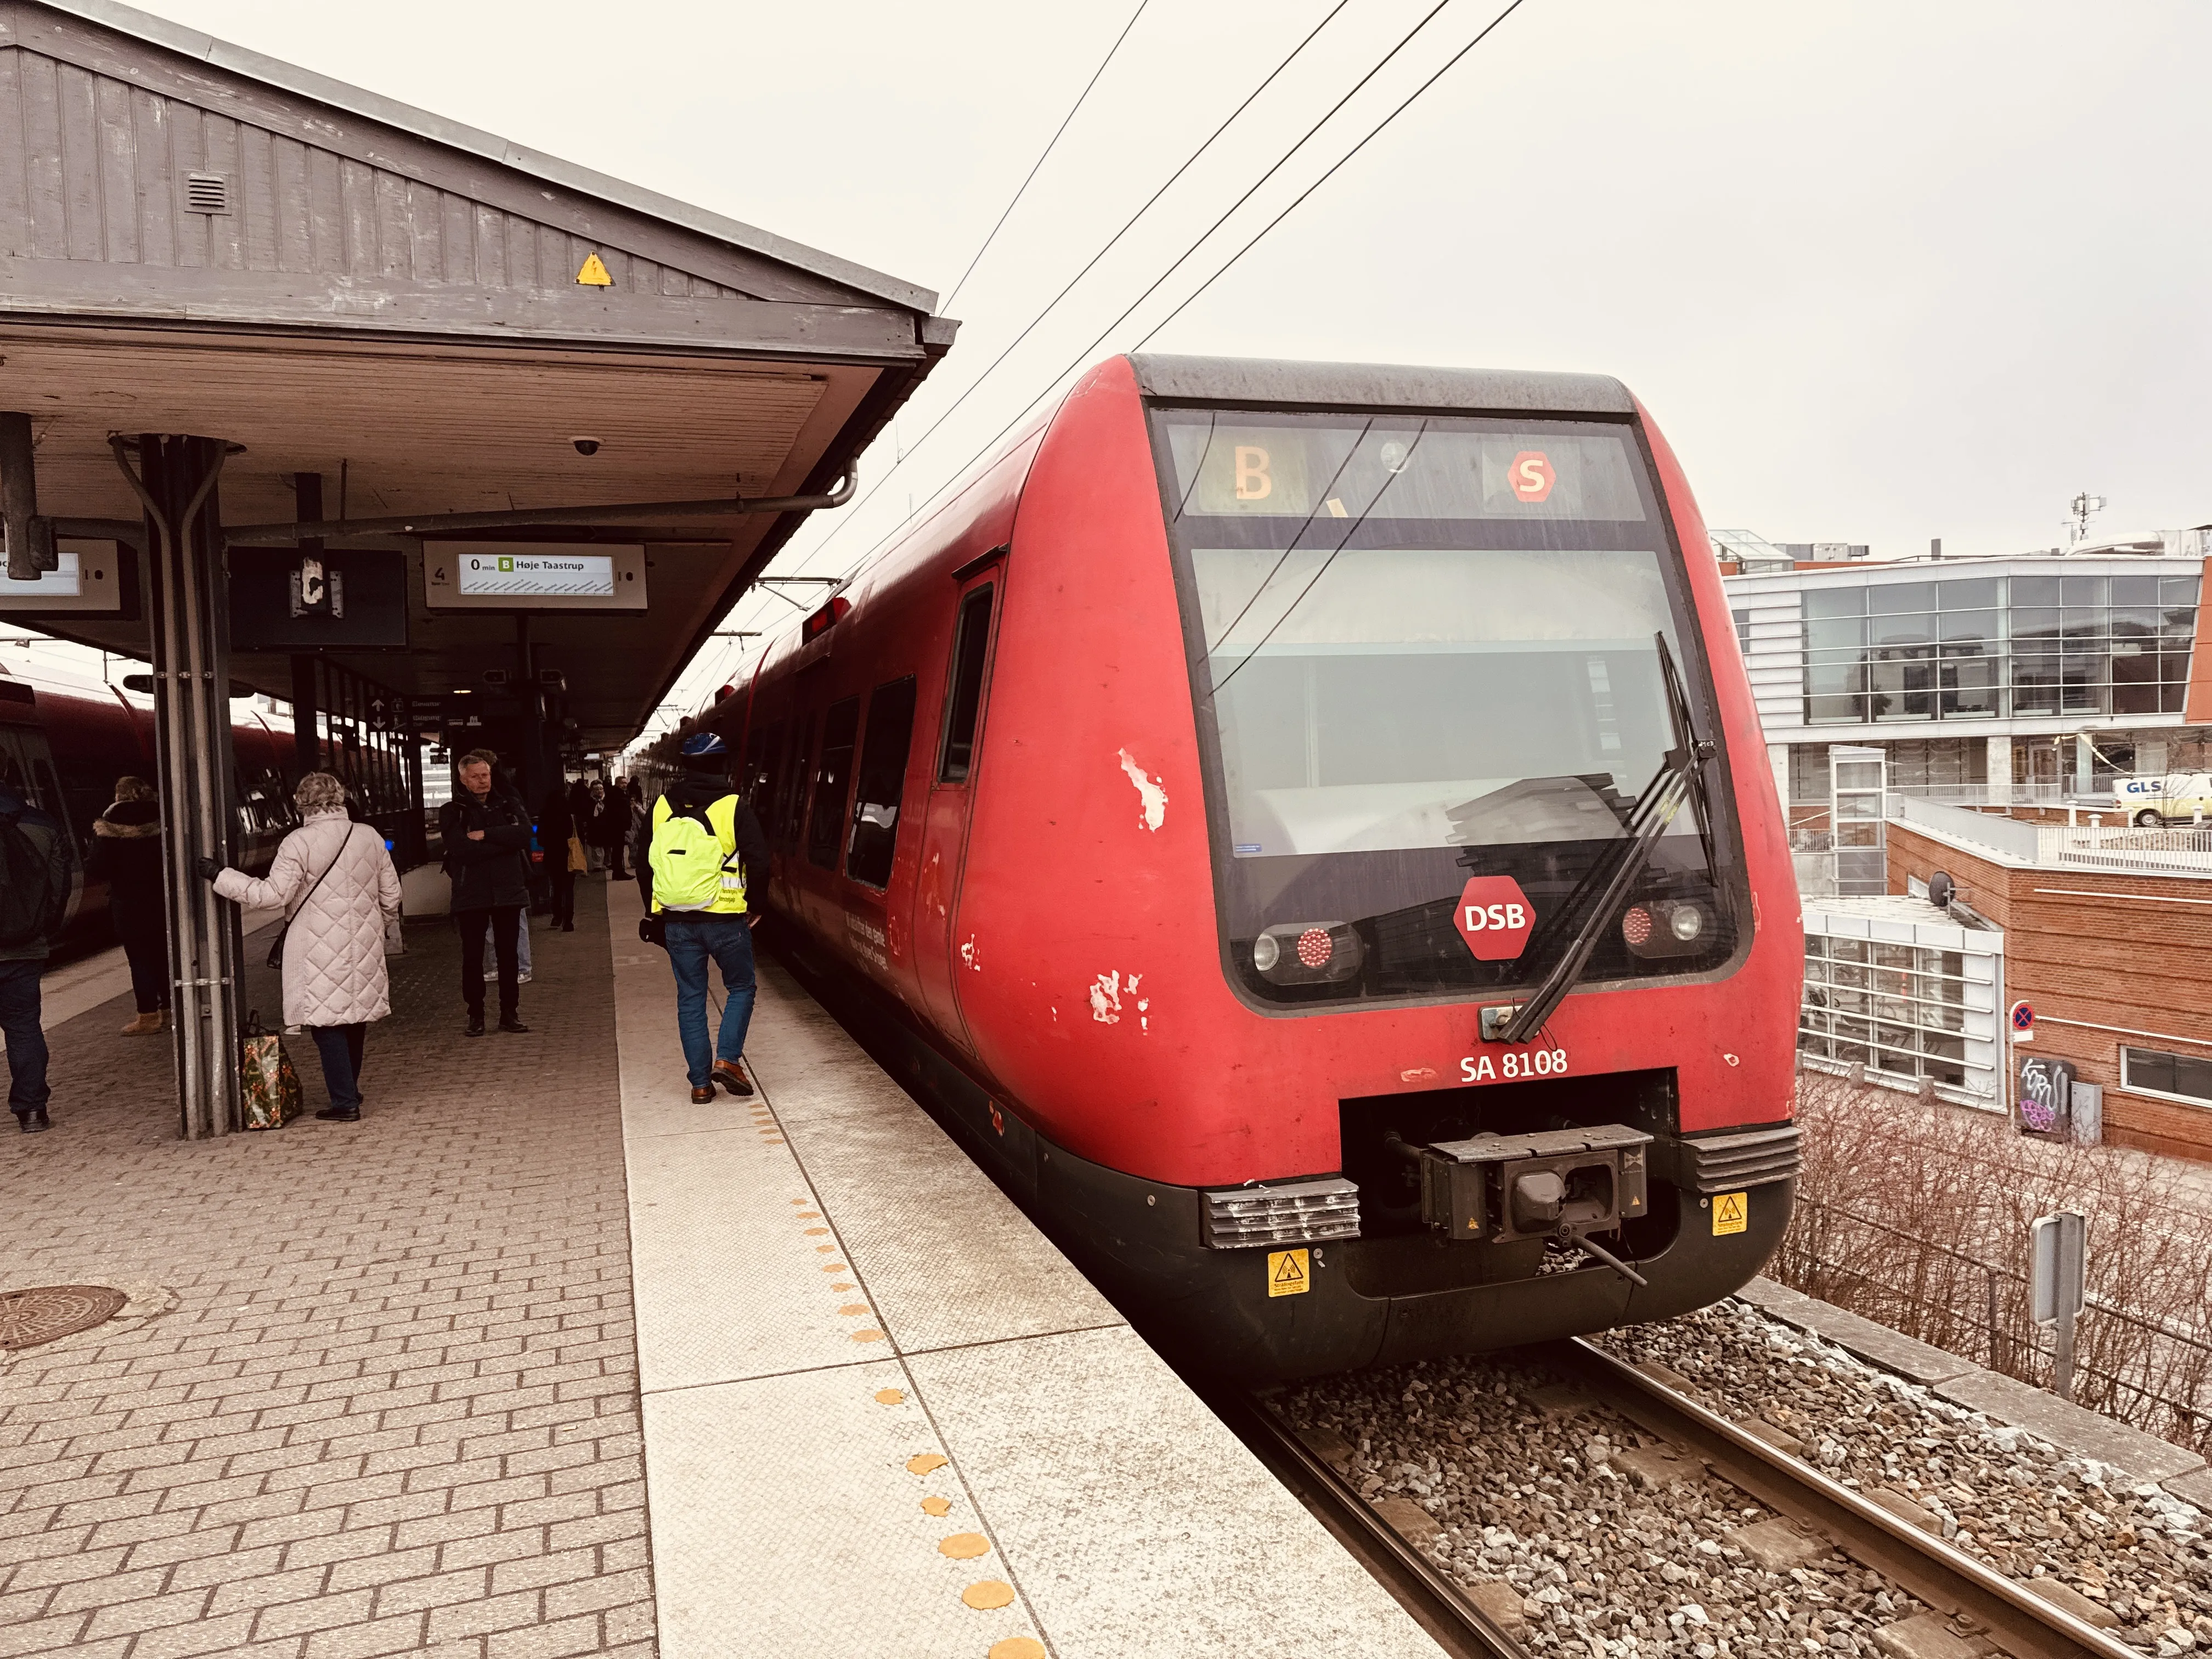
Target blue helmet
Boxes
[680,730,729,766]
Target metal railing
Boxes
[1775,1198,2212,1455]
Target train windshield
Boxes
[1152,408,1739,1007]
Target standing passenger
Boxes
[540,781,578,933]
[0,780,75,1133]
[440,748,531,1037]
[89,777,168,1035]
[198,771,400,1122]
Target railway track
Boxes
[1213,1385,1532,1659]
[1232,1338,2151,1659]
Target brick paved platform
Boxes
[0,878,655,1658]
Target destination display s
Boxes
[456,552,615,598]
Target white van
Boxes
[2113,774,2212,826]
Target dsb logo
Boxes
[1455,876,1535,961]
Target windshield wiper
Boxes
[1491,633,1714,1046]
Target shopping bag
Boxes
[240,1011,304,1130]
[568,834,589,874]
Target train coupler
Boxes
[1387,1124,1652,1259]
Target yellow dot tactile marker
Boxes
[963,1581,1015,1611]
[821,1263,847,1273]
[906,1453,947,1476]
[851,1329,885,1343]
[832,1282,855,1291]
[804,1227,830,1236]
[921,1495,951,1516]
[797,1211,821,1219]
[874,1389,905,1406]
[939,1533,990,1560]
[990,1640,1046,1659]
[839,1304,868,1316]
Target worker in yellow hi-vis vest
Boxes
[636,732,771,1105]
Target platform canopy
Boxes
[0,0,954,748]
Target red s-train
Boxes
[702,355,1804,1379]
[0,661,296,938]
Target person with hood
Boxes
[438,748,532,1036]
[635,733,769,1104]
[196,771,400,1123]
[87,776,167,1035]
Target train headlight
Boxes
[1248,921,1363,985]
[1203,1176,1361,1248]
[1622,899,1714,959]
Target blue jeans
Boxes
[309,1024,367,1113]
[0,959,49,1114]
[664,915,756,1087]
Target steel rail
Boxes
[1209,1387,1531,1659]
[1554,1337,2143,1659]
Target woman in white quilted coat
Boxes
[199,771,401,1123]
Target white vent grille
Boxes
[184,173,230,215]
[1202,1177,1359,1249]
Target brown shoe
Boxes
[690,1085,715,1104]
[121,1010,165,1036]
[712,1059,754,1098]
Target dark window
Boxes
[846,678,918,888]
[806,697,860,867]
[746,721,785,821]
[939,586,995,782]
[776,714,813,851]
[2123,1046,2212,1106]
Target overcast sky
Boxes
[27,0,2212,729]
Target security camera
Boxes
[572,437,601,456]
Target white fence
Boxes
[1885,794,2212,874]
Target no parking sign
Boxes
[2009,1000,2035,1044]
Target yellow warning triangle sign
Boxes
[575,251,613,287]
[1273,1252,1305,1285]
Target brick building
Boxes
[1884,797,2212,1160]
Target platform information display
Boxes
[422,542,647,612]
[455,551,615,599]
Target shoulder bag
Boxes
[267,823,361,970]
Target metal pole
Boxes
[0,411,53,579]
[115,435,238,1139]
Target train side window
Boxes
[748,721,785,820]
[845,677,918,889]
[939,585,995,782]
[32,759,69,841]
[805,697,861,868]
[777,713,814,851]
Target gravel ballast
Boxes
[1277,1300,2212,1655]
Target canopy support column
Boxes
[118,433,244,1140]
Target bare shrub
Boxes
[1772,1068,2212,1452]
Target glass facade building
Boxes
[1804,572,2200,725]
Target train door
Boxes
[914,573,1001,1048]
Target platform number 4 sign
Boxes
[1266,1249,1310,1298]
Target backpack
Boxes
[0,807,66,949]
[647,794,741,912]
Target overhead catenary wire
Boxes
[657,0,1533,740]
[815,0,1533,599]
[806,0,1359,550]
[657,0,1362,732]
[940,0,1153,316]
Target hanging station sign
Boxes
[422,542,648,611]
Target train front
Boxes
[964,355,1804,1380]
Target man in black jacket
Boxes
[439,749,532,1037]
[0,781,75,1132]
